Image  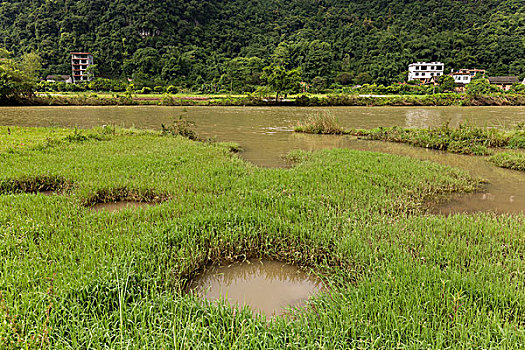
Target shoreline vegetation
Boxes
[489,152,525,172]
[6,91,525,107]
[295,113,525,170]
[2,125,524,348]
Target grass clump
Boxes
[161,115,198,140]
[0,127,523,348]
[294,112,348,135]
[489,151,525,171]
[282,149,313,165]
[83,187,170,207]
[0,174,70,194]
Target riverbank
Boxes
[296,114,525,157]
[9,91,525,107]
[1,126,523,348]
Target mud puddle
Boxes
[40,190,56,196]
[434,191,525,215]
[188,260,324,317]
[91,201,152,212]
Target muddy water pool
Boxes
[188,260,323,317]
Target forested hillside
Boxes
[1,0,524,89]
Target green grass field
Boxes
[0,127,73,153]
[0,127,523,349]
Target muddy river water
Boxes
[1,105,525,214]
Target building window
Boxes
[464,76,468,81]
[421,66,427,70]
[415,72,419,76]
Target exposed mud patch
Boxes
[84,187,168,210]
[187,260,324,317]
[0,175,70,195]
[91,200,153,212]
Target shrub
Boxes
[161,116,197,140]
[166,85,178,94]
[465,79,501,96]
[295,112,347,134]
[88,78,127,92]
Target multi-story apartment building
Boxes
[408,62,444,83]
[71,52,94,83]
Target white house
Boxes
[452,72,472,85]
[408,62,444,82]
[451,68,485,85]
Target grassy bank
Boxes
[296,114,525,156]
[490,151,525,171]
[1,127,524,348]
[10,92,525,107]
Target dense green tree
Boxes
[0,49,34,102]
[123,48,162,79]
[224,56,264,92]
[510,82,525,94]
[465,78,500,96]
[19,52,42,81]
[355,72,373,85]
[302,41,332,81]
[438,75,456,92]
[335,72,354,86]
[261,65,302,101]
[311,76,327,93]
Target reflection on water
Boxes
[1,106,525,214]
[437,192,522,215]
[91,201,151,212]
[188,260,323,317]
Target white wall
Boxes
[408,62,444,81]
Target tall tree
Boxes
[261,65,302,101]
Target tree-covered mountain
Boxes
[1,0,524,89]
